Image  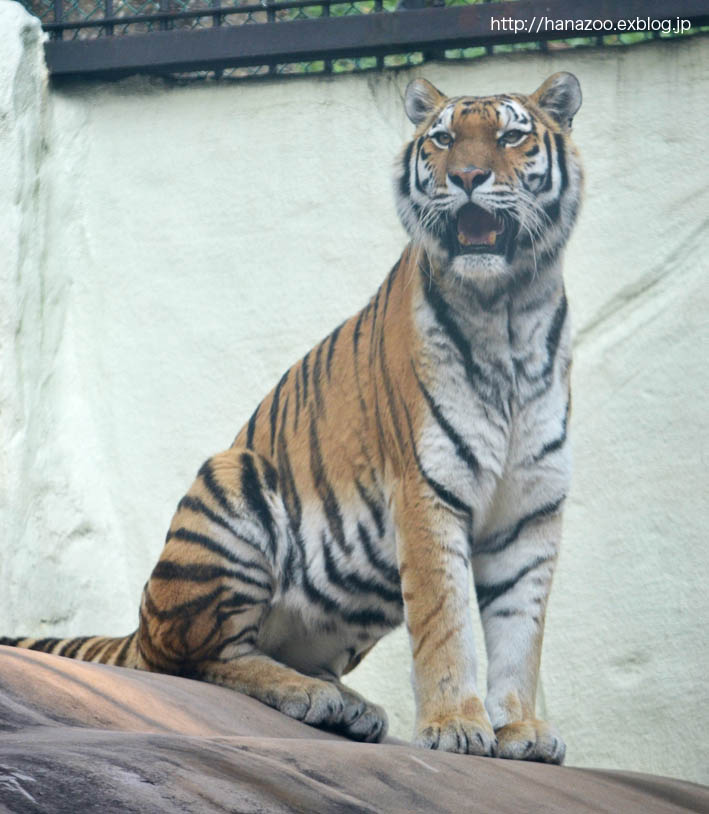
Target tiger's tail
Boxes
[0,632,140,668]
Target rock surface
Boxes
[1,647,707,813]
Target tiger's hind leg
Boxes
[195,653,346,728]
[196,654,388,739]
[138,448,347,730]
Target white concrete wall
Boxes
[1,1,708,784]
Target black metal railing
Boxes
[19,0,709,80]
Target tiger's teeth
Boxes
[458,231,498,246]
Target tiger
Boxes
[1,71,583,763]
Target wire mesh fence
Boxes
[21,0,709,80]
[31,0,496,39]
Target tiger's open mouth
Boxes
[448,203,508,256]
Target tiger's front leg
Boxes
[396,478,497,756]
[473,511,566,764]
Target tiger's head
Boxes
[394,72,583,285]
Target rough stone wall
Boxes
[0,2,139,637]
[1,2,707,783]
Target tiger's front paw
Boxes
[336,685,388,743]
[495,719,565,764]
[414,706,497,756]
[265,678,345,727]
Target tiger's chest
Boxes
[414,288,571,544]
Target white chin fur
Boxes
[449,252,510,280]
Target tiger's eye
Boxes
[433,132,453,148]
[500,129,526,146]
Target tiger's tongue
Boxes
[457,205,499,246]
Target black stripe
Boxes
[413,137,428,197]
[276,430,303,592]
[540,131,554,193]
[245,403,260,450]
[504,218,521,266]
[490,608,526,619]
[553,132,568,194]
[294,367,301,431]
[372,392,389,468]
[136,637,166,673]
[420,257,471,361]
[166,527,270,577]
[151,559,270,591]
[399,140,414,199]
[142,584,231,621]
[301,351,310,408]
[217,626,259,653]
[201,605,262,658]
[476,555,552,612]
[198,460,236,518]
[377,341,406,455]
[421,266,506,416]
[309,415,351,554]
[353,309,366,358]
[262,457,278,493]
[412,362,480,476]
[382,260,399,317]
[0,637,24,647]
[281,540,297,592]
[541,294,568,379]
[512,296,568,391]
[113,633,135,666]
[354,479,385,539]
[524,144,540,157]
[401,399,471,517]
[59,637,92,658]
[533,398,569,462]
[240,452,277,561]
[23,637,57,653]
[368,285,382,360]
[300,566,393,628]
[216,593,268,614]
[178,495,241,540]
[312,340,325,413]
[322,536,402,605]
[269,370,289,455]
[285,525,389,627]
[96,637,124,663]
[357,522,400,586]
[277,431,302,532]
[326,323,343,380]
[475,497,565,555]
[279,395,289,443]
[181,615,222,657]
[83,637,111,662]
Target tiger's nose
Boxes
[448,166,491,194]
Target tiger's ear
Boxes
[404,78,446,126]
[530,72,582,131]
